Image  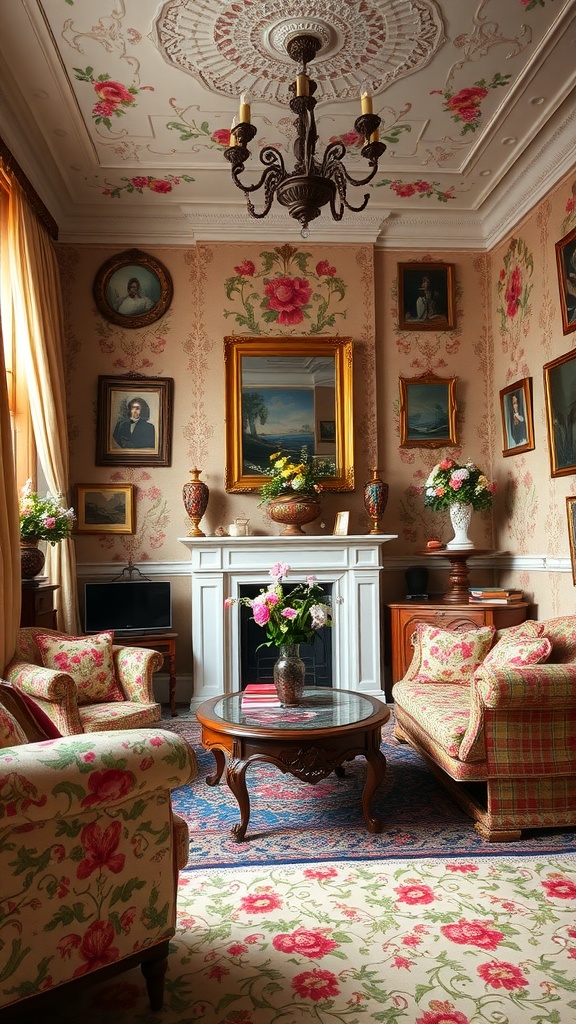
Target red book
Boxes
[241,683,281,708]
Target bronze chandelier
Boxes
[224,33,386,237]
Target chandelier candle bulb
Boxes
[361,89,373,115]
[369,128,380,144]
[296,73,309,97]
[239,92,251,123]
[229,115,238,146]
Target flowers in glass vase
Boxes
[423,458,496,512]
[259,447,334,506]
[19,479,76,544]
[225,562,332,649]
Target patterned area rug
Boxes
[165,715,576,868]
[17,854,576,1024]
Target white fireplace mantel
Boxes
[179,534,397,707]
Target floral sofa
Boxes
[0,693,196,1018]
[392,615,576,841]
[3,627,163,735]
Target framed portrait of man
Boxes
[93,249,173,329]
[96,375,174,466]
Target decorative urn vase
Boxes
[182,468,209,537]
[20,538,45,581]
[273,644,305,706]
[267,494,321,536]
[447,503,474,549]
[363,467,389,534]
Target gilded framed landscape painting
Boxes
[399,372,457,448]
[75,484,135,534]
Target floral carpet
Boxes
[18,854,576,1024]
[164,716,575,867]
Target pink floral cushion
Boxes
[477,634,552,673]
[414,623,495,684]
[35,631,125,705]
[0,707,28,748]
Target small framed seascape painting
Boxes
[399,372,457,448]
[500,377,535,457]
[398,262,456,331]
[75,483,135,534]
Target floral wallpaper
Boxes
[59,168,576,635]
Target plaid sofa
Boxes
[0,702,196,1017]
[392,616,576,841]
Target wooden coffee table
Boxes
[195,688,391,842]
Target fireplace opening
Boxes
[239,582,333,690]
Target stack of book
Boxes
[241,683,281,708]
[468,587,524,604]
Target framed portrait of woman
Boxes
[555,226,576,335]
[499,377,535,457]
[398,263,456,331]
[93,249,173,328]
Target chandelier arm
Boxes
[323,147,382,190]
[231,147,286,196]
[331,164,371,214]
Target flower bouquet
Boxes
[259,448,334,506]
[225,562,332,650]
[423,459,496,512]
[19,480,76,544]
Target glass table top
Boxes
[212,688,383,732]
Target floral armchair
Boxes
[0,692,196,1017]
[3,627,164,735]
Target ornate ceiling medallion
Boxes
[155,0,445,104]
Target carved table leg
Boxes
[226,759,251,842]
[206,747,226,786]
[362,749,386,833]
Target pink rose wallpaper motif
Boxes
[73,67,153,130]
[224,244,347,334]
[432,73,510,135]
[98,174,194,198]
[376,179,456,202]
[496,237,534,332]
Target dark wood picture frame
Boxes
[555,226,576,335]
[93,248,173,329]
[567,496,576,586]
[543,349,576,477]
[500,377,535,457]
[96,375,174,467]
[398,262,456,331]
[75,483,136,534]
[399,372,457,448]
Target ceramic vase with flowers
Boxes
[225,562,332,705]
[19,480,76,580]
[259,448,334,536]
[423,458,496,549]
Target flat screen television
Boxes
[84,581,172,636]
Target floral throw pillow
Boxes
[415,623,495,684]
[35,631,125,705]
[476,634,552,674]
[0,707,28,747]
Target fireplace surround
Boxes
[179,534,396,707]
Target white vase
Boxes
[447,503,474,549]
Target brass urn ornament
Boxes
[182,468,209,537]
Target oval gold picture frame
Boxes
[93,248,173,329]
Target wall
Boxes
[58,167,576,697]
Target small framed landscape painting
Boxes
[399,372,457,448]
[75,483,135,534]
[398,262,456,331]
[543,350,576,477]
[500,377,535,457]
[555,226,576,335]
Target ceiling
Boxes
[1,0,575,248]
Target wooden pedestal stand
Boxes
[417,548,493,603]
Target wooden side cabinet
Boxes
[20,583,59,629]
[387,599,530,695]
